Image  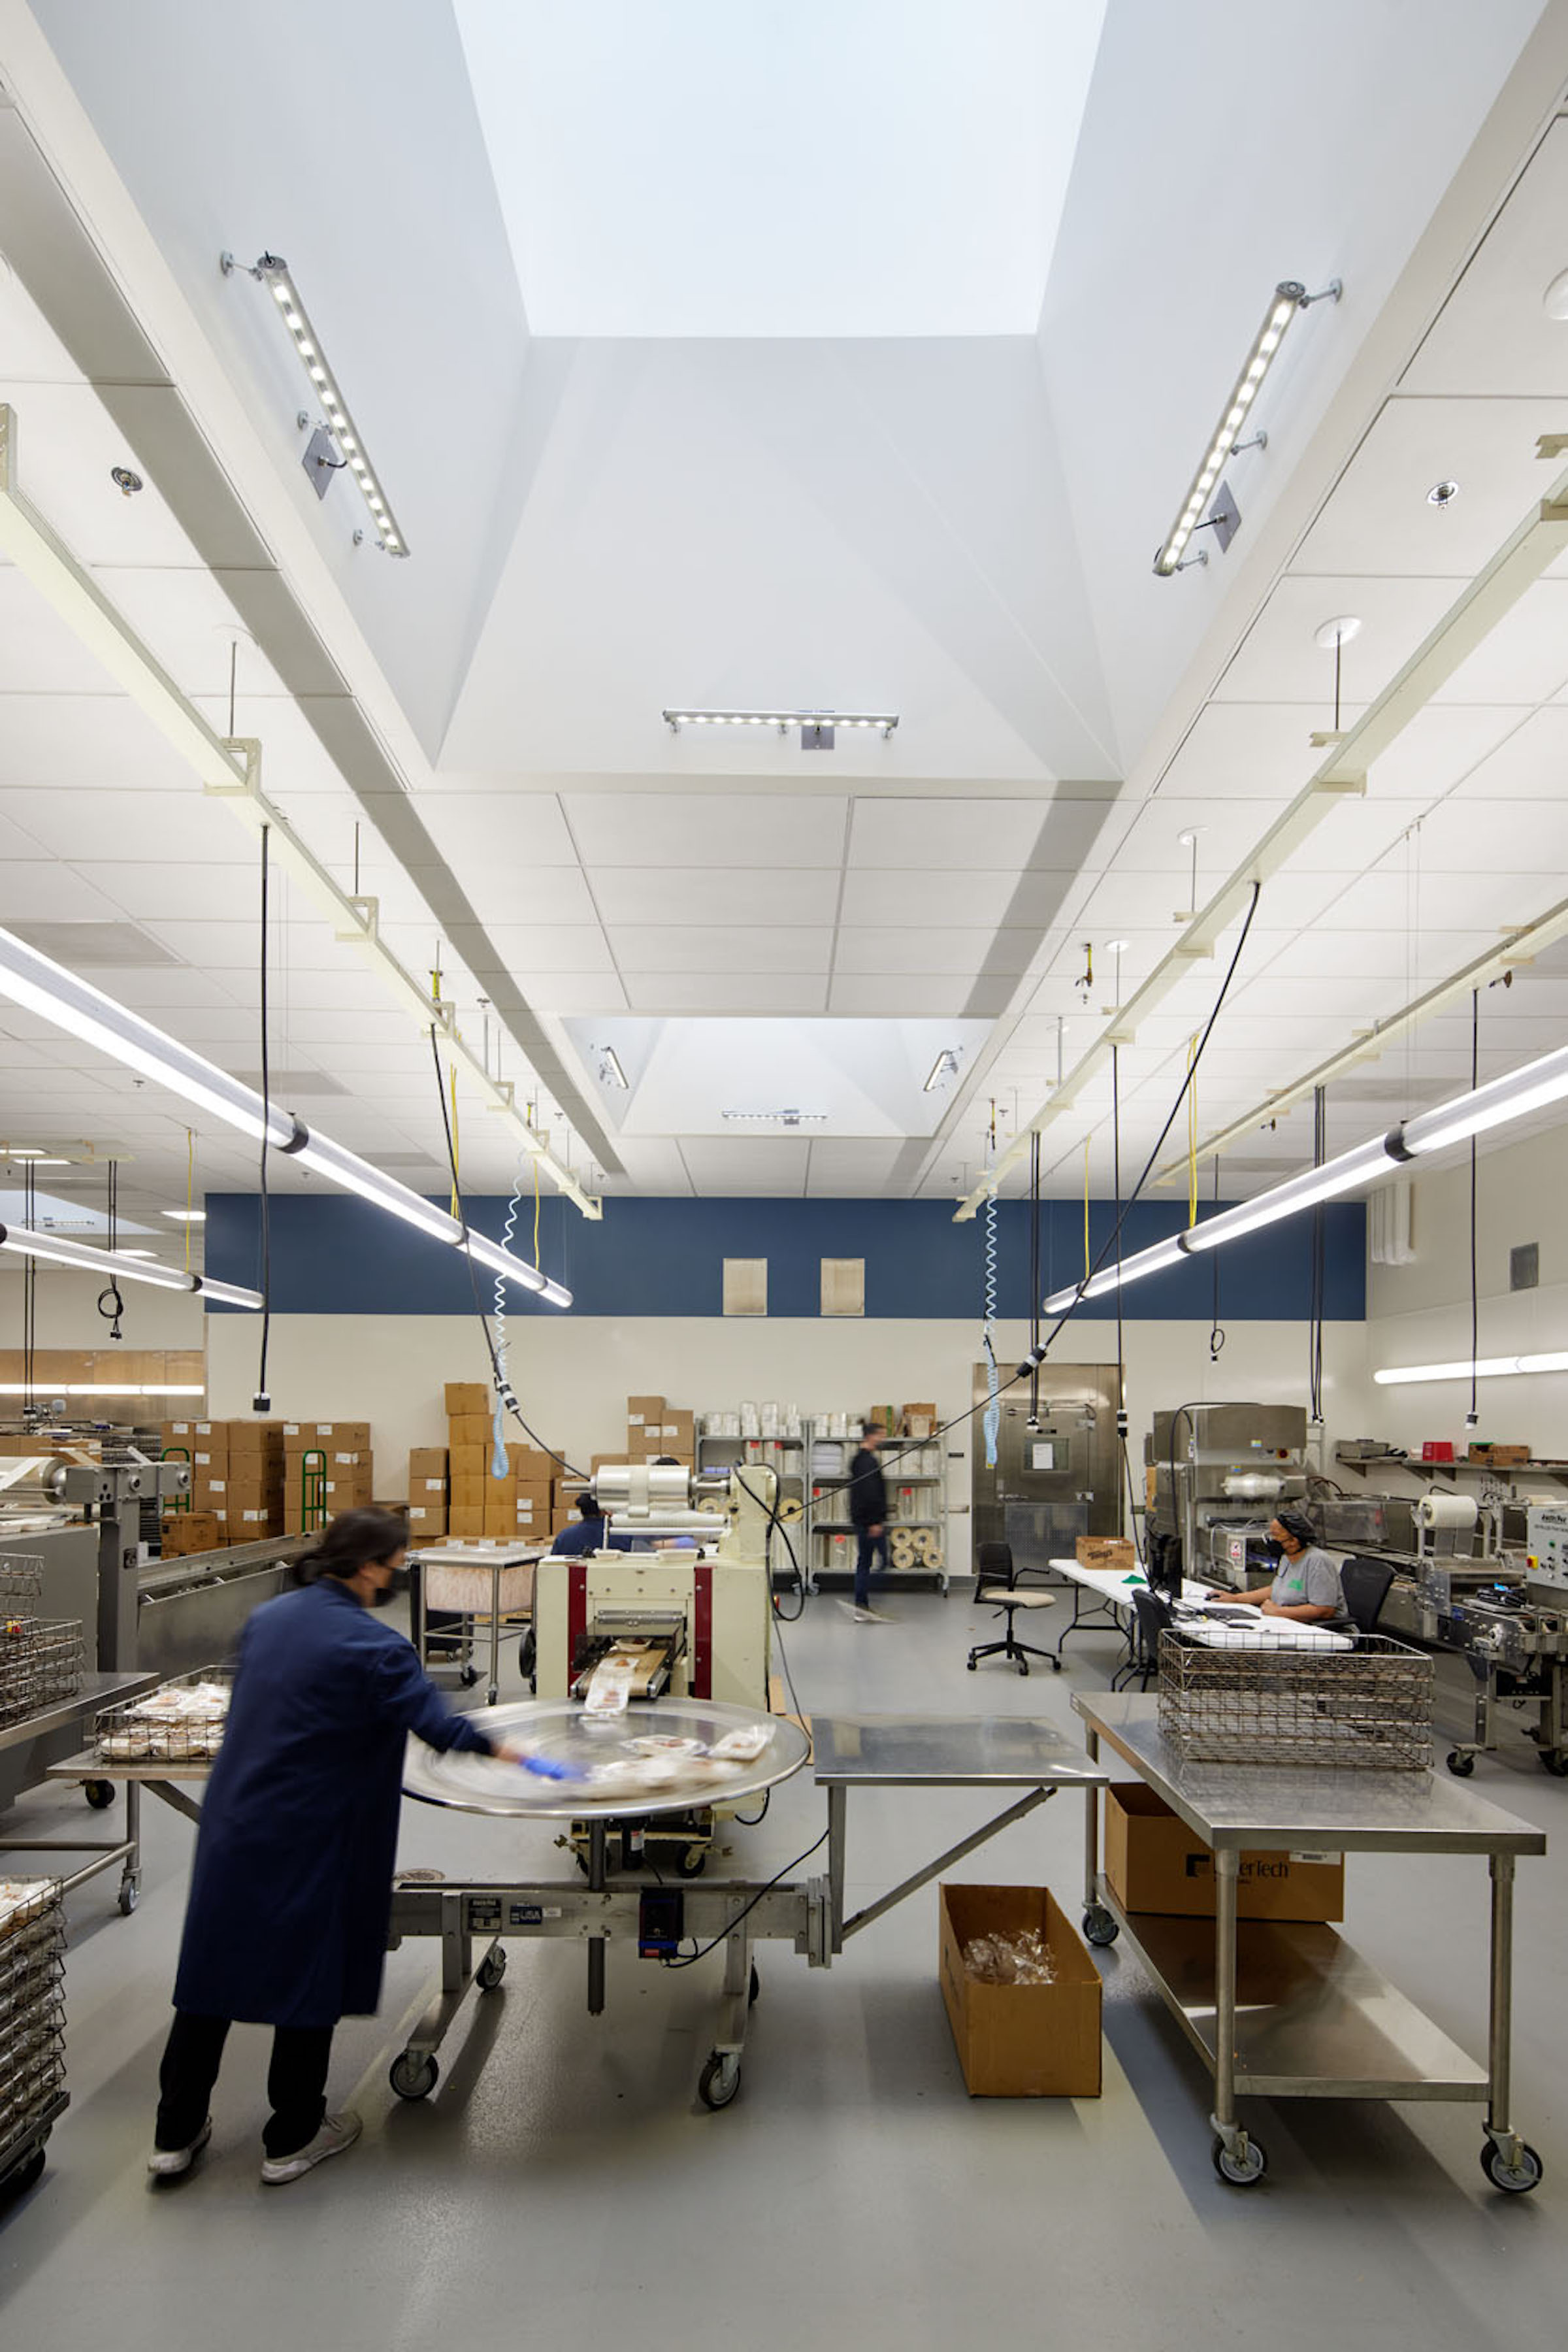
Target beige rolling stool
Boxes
[966,1540,1059,1677]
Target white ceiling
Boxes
[3,1,1568,1231]
[452,0,1109,337]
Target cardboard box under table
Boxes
[411,1542,538,1704]
[1104,1783,1344,1922]
[939,1885,1102,2096]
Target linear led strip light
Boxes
[1154,277,1341,576]
[663,708,898,738]
[0,925,572,1310]
[1041,1042,1568,1316]
[222,252,407,555]
[1374,1353,1568,1387]
[0,1384,208,1399]
[0,1223,263,1310]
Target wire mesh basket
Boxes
[1158,1631,1434,1770]
[0,1619,84,1731]
[0,1553,44,1612]
[0,1878,65,2155]
[93,1666,233,1763]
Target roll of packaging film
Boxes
[1223,1472,1282,1503]
[1416,1491,1479,1531]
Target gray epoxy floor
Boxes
[1,1587,1563,2349]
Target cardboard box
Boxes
[449,1444,487,1480]
[1103,1784,1345,1922]
[938,1885,1102,2098]
[282,1421,370,1450]
[159,1512,224,1559]
[1468,1442,1530,1466]
[194,1474,230,1508]
[406,1504,447,1542]
[449,1503,485,1540]
[1421,1440,1455,1464]
[627,1395,664,1431]
[482,1500,520,1538]
[664,1410,696,1451]
[902,1402,938,1438]
[408,1446,449,1481]
[448,1414,491,1449]
[445,1382,489,1418]
[232,1505,285,1533]
[189,1446,228,1474]
[227,1421,284,1460]
[1075,1537,1138,1573]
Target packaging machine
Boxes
[1147,1404,1310,1588]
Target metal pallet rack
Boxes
[803,1421,949,1597]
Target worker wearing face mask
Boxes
[1228,1508,1351,1629]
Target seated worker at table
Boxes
[550,1491,646,1555]
[148,1508,535,2189]
[1224,1509,1351,1629]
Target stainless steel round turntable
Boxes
[403,1697,810,1821]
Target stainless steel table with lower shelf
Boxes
[1,1670,158,1915]
[1074,1692,1548,2193]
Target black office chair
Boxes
[967,1540,1060,1678]
[1109,1587,1175,1692]
[1339,1554,1394,1634]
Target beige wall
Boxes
[0,1267,206,1350]
[208,1309,1374,1554]
[1366,1123,1568,1459]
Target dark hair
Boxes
[1275,1508,1318,1549]
[293,1506,409,1585]
[653,1455,681,1467]
[574,1492,600,1519]
[863,1420,885,1438]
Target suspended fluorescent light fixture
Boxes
[1043,1235,1188,1315]
[924,1050,961,1094]
[1179,1135,1396,1250]
[0,1223,263,1309]
[0,925,571,1309]
[221,250,408,556]
[0,1383,208,1399]
[1153,277,1341,576]
[663,708,898,740]
[1373,1356,1540,1387]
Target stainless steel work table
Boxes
[1074,1691,1548,2192]
[813,1712,1107,1950]
[2,1670,157,1913]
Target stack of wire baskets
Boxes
[0,1554,83,1733]
[1158,1631,1434,1771]
[93,1666,233,1763]
[0,1878,67,2191]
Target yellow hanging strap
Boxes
[1083,1135,1091,1278]
[532,1153,541,1269]
[1186,1033,1200,1227]
[184,1129,195,1272]
[449,1063,460,1217]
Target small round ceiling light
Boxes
[1543,268,1568,320]
[1314,614,1362,650]
[1428,479,1460,508]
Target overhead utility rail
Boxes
[952,458,1568,1221]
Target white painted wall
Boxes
[0,1267,206,1350]
[208,1310,1373,1555]
[1366,1123,1568,1457]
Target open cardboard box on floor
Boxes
[939,1884,1102,2097]
[1104,1783,1344,1921]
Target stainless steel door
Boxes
[970,1363,1122,1571]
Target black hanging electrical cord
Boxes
[1307,1085,1326,1425]
[1027,1131,1041,1426]
[1208,1155,1226,1360]
[255,825,273,1406]
[661,1826,830,1969]
[97,1161,125,1338]
[1469,987,1480,1428]
[428,1024,588,1481]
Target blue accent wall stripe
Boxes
[206,1194,1365,1321]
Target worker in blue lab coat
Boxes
[148,1508,528,2187]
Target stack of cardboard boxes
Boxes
[281,1421,374,1526]
[162,1418,288,1544]
[406,1446,448,1546]
[442,1382,559,1546]
[626,1395,695,1471]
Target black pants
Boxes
[853,1527,888,1608]
[155,2010,333,2159]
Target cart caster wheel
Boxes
[677,1847,707,1880]
[1017,1661,1030,1678]
[1082,1906,1120,1948]
[1049,1655,1062,1672]
[519,1631,536,1678]
[476,1946,508,1992]
[1538,1750,1568,1777]
[459,1666,480,1689]
[389,2050,439,2101]
[3,2145,45,2198]
[1481,2138,1543,2193]
[1212,2134,1267,2187]
[698,2052,741,2110]
[118,1880,139,1916]
[749,1963,760,2006]
[966,1657,977,1671]
[1447,1749,1476,1778]
[84,1780,115,1810]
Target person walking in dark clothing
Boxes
[847,1420,891,1622]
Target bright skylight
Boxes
[454,0,1108,336]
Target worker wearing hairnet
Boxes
[1228,1508,1351,1629]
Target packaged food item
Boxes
[709,1724,774,1763]
[962,1929,1057,1986]
[583,1658,636,1717]
[627,1734,706,1757]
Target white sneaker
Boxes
[260,2110,363,2185]
[860,1606,894,1623]
[147,2117,212,2178]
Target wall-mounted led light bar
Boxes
[1153,277,1341,577]
[663,708,898,738]
[222,250,408,555]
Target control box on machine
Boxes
[1526,1506,1568,1594]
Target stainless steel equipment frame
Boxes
[387,1711,1105,2110]
[410,1546,540,1707]
[1073,1691,1547,2193]
[1,1672,158,1916]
